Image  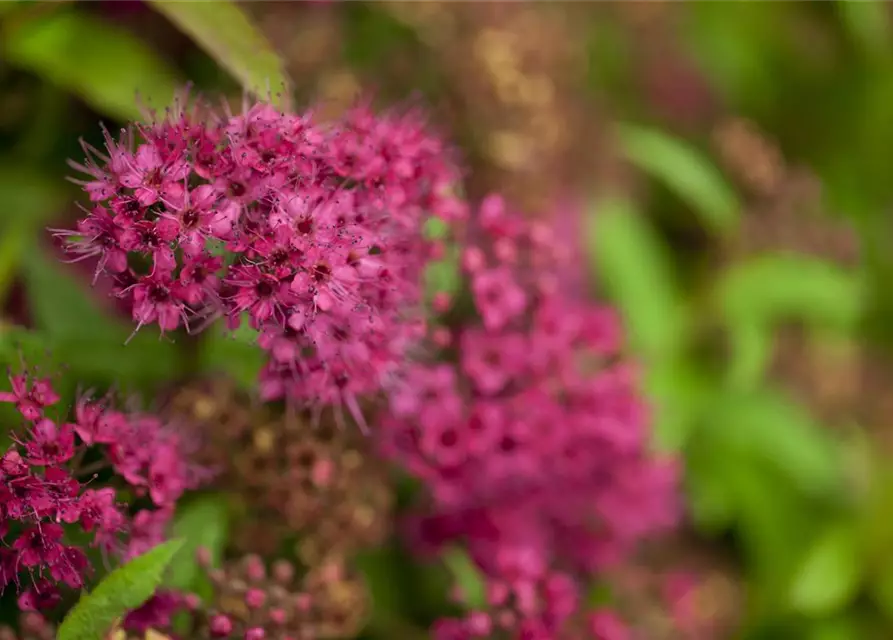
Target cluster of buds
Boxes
[381,195,680,638]
[126,553,368,640]
[0,367,207,610]
[59,91,465,421]
[161,378,392,563]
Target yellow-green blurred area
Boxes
[3,1,893,638]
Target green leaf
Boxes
[702,388,839,494]
[19,249,182,388]
[3,9,182,121]
[725,322,774,390]
[198,322,264,390]
[716,254,865,332]
[643,358,710,451]
[789,523,863,616]
[57,539,184,640]
[21,245,123,341]
[442,547,486,610]
[837,0,892,60]
[616,123,740,234]
[166,494,229,599]
[586,197,687,360]
[0,165,67,231]
[147,0,292,110]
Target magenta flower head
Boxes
[0,363,208,611]
[381,195,680,637]
[58,90,467,422]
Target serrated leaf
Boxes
[166,494,229,599]
[717,254,865,332]
[147,0,292,110]
[617,123,740,233]
[58,539,184,640]
[789,524,863,616]
[587,197,687,359]
[442,547,486,610]
[3,9,182,121]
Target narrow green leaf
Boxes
[58,539,184,640]
[617,123,740,233]
[166,495,229,599]
[147,0,292,110]
[725,322,774,390]
[442,547,486,610]
[789,524,863,616]
[587,197,687,359]
[717,254,865,331]
[3,9,182,121]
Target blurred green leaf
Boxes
[57,539,184,640]
[147,0,292,110]
[198,322,265,390]
[166,494,229,600]
[587,197,687,360]
[703,388,839,494]
[644,358,710,451]
[789,523,863,616]
[0,165,67,230]
[3,8,182,121]
[837,1,892,60]
[22,245,122,340]
[717,254,865,332]
[442,547,487,610]
[726,322,774,390]
[20,249,182,388]
[356,545,409,625]
[617,123,740,234]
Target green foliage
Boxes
[789,523,863,616]
[716,254,865,332]
[197,320,265,389]
[18,247,183,390]
[442,547,487,611]
[166,494,229,600]
[2,8,182,121]
[586,197,687,360]
[147,0,292,109]
[616,123,740,234]
[57,539,184,640]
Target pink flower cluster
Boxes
[0,368,206,610]
[380,196,680,639]
[59,94,465,413]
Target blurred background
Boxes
[3,1,893,638]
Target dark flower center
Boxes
[181,208,200,229]
[312,263,331,283]
[149,285,170,303]
[255,280,275,297]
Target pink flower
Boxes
[471,268,527,331]
[62,92,467,418]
